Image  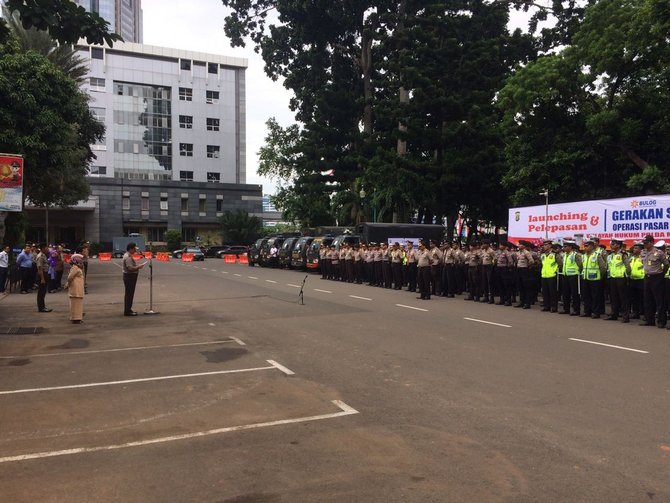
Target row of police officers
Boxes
[318,234,670,327]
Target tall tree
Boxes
[499,0,670,205]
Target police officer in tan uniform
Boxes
[640,235,668,327]
[416,240,434,300]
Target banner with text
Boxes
[0,154,23,212]
[508,194,670,246]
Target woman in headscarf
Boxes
[65,254,85,324]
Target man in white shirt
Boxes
[0,245,9,293]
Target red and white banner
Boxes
[0,154,23,212]
[508,194,670,246]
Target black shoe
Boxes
[559,311,569,315]
[416,296,425,300]
[71,320,82,324]
[504,302,512,307]
[622,319,630,324]
[639,322,654,326]
[570,312,579,316]
[541,308,550,312]
[580,313,591,318]
[658,324,666,329]
[522,305,530,309]
[591,314,601,319]
[514,304,523,308]
[630,314,641,319]
[124,311,138,316]
[604,316,618,321]
[39,308,52,313]
[551,309,558,313]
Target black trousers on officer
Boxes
[37,280,47,311]
[644,274,665,326]
[515,268,533,307]
[345,260,354,283]
[355,260,363,283]
[407,263,417,292]
[480,265,493,301]
[392,262,403,289]
[382,261,392,288]
[444,264,456,296]
[418,266,431,299]
[373,262,382,286]
[497,268,514,305]
[467,266,480,300]
[123,272,139,315]
[431,265,442,296]
[609,277,629,320]
[320,258,329,279]
[582,279,603,317]
[541,275,559,311]
[562,275,580,314]
[629,279,643,317]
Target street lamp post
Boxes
[359,189,366,223]
[539,189,549,239]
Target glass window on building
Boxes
[181,196,188,211]
[148,227,166,242]
[89,77,105,91]
[216,199,223,212]
[208,63,218,74]
[90,107,105,121]
[182,227,196,242]
[179,115,193,129]
[206,118,219,131]
[160,195,168,210]
[207,172,220,183]
[180,143,193,157]
[199,198,206,212]
[122,195,130,210]
[141,195,149,211]
[124,227,140,236]
[207,145,220,158]
[89,165,106,176]
[179,171,194,182]
[206,91,219,104]
[91,47,104,59]
[180,59,191,71]
[179,87,193,101]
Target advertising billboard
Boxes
[508,194,670,246]
[0,154,24,212]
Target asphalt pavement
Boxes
[1,258,669,502]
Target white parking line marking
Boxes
[208,323,216,326]
[234,274,242,277]
[211,269,218,272]
[267,360,295,375]
[349,295,372,301]
[248,276,258,280]
[287,284,301,288]
[202,268,208,270]
[463,317,512,328]
[265,280,277,283]
[0,339,237,359]
[0,400,359,464]
[395,304,428,312]
[230,337,246,346]
[0,366,276,396]
[569,338,648,354]
[313,289,332,294]
[222,271,229,274]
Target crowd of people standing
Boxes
[1,241,90,323]
[318,234,670,328]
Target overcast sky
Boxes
[142,0,533,195]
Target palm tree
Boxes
[2,2,88,83]
[219,210,262,245]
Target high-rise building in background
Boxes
[75,0,143,43]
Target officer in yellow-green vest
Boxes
[560,240,582,316]
[605,239,631,323]
[627,242,645,319]
[581,239,607,319]
[540,240,559,312]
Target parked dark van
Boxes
[306,236,334,271]
[248,238,268,267]
[278,237,299,268]
[291,236,314,269]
